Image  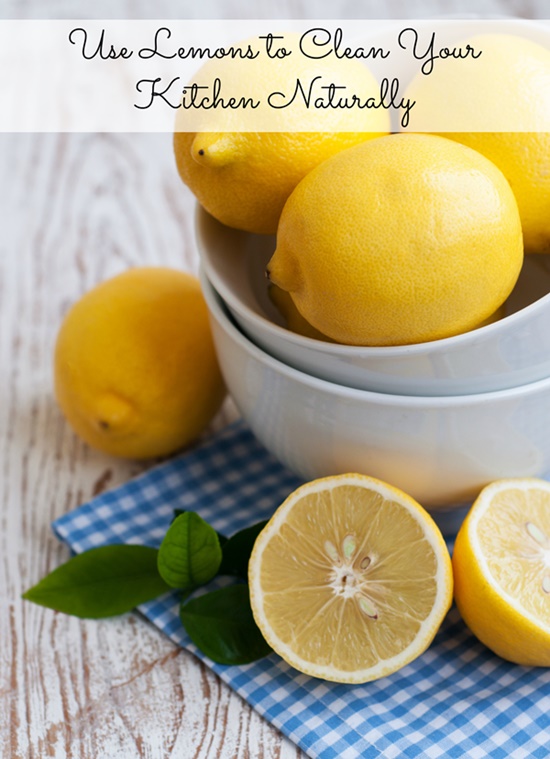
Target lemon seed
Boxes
[525,522,548,547]
[358,596,378,619]
[325,540,340,563]
[343,535,356,559]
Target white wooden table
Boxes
[2,2,549,757]
[0,128,306,758]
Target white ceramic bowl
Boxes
[201,268,550,527]
[197,207,550,396]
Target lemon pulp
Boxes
[249,475,453,683]
[471,482,550,628]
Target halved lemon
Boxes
[453,478,550,666]
[248,474,453,683]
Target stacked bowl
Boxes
[197,207,550,534]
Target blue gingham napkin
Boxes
[53,420,550,759]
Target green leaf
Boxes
[158,512,222,589]
[172,509,228,545]
[22,545,171,618]
[218,520,269,579]
[180,584,272,665]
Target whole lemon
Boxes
[174,38,389,234]
[54,268,226,459]
[268,133,523,346]
[404,34,550,253]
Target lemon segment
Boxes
[249,474,453,683]
[453,479,550,666]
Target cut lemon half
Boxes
[453,478,550,666]
[248,474,453,683]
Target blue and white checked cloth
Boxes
[53,420,550,759]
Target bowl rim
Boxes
[196,204,550,359]
[201,266,550,407]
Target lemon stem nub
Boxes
[191,134,235,167]
[94,392,135,433]
[266,249,303,294]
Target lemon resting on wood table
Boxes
[54,267,226,459]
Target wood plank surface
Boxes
[0,131,303,758]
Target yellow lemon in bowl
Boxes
[267,133,523,346]
[174,37,389,234]
[453,478,550,666]
[54,267,226,459]
[404,34,550,253]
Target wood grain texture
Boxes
[0,131,302,758]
